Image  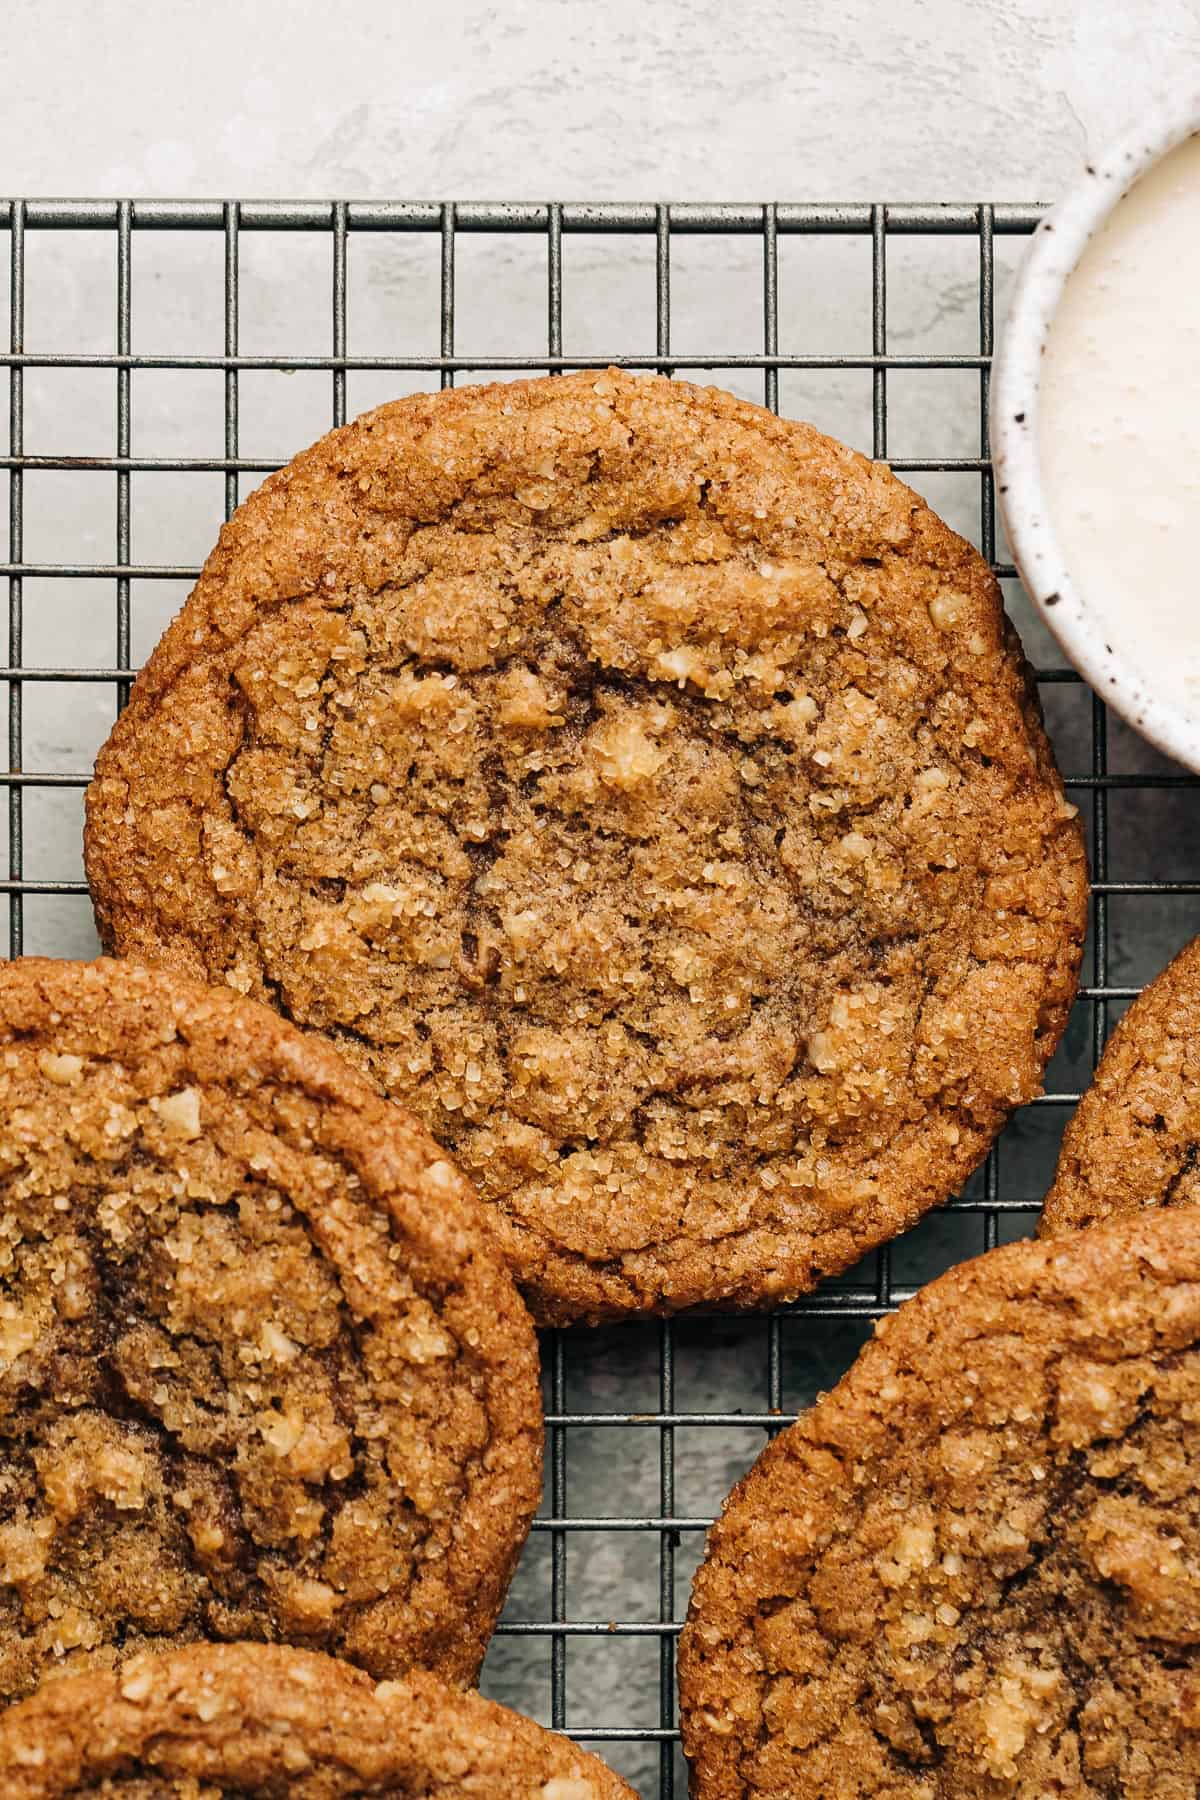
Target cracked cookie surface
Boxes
[0,958,540,1703]
[0,1642,636,1797]
[84,370,1088,1322]
[679,1210,1200,1798]
[1041,935,1200,1238]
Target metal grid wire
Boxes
[3,198,1199,1797]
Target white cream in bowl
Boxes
[1041,135,1200,721]
[993,100,1200,770]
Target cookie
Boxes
[0,957,540,1702]
[0,1642,636,1797]
[679,1210,1200,1797]
[1041,934,1200,1237]
[84,369,1088,1323]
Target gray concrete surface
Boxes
[1,3,1198,1791]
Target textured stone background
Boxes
[2,3,1198,1792]
[3,0,1199,201]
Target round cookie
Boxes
[679,1210,1200,1798]
[85,369,1088,1323]
[0,1642,637,1797]
[0,958,541,1703]
[1041,934,1200,1237]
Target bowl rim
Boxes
[990,95,1200,772]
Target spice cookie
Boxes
[679,1210,1200,1797]
[85,370,1088,1323]
[1041,934,1200,1237]
[0,1642,636,1797]
[0,957,540,1703]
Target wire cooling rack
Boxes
[2,198,1198,1796]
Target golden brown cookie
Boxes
[1041,935,1200,1237]
[679,1210,1200,1798]
[0,1642,636,1797]
[0,958,540,1703]
[84,370,1088,1323]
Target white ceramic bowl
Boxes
[991,96,1200,771]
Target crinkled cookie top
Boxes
[680,1210,1200,1797]
[1042,933,1200,1237]
[0,1642,635,1797]
[86,370,1087,1321]
[0,957,540,1701]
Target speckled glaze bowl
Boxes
[991,97,1200,772]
